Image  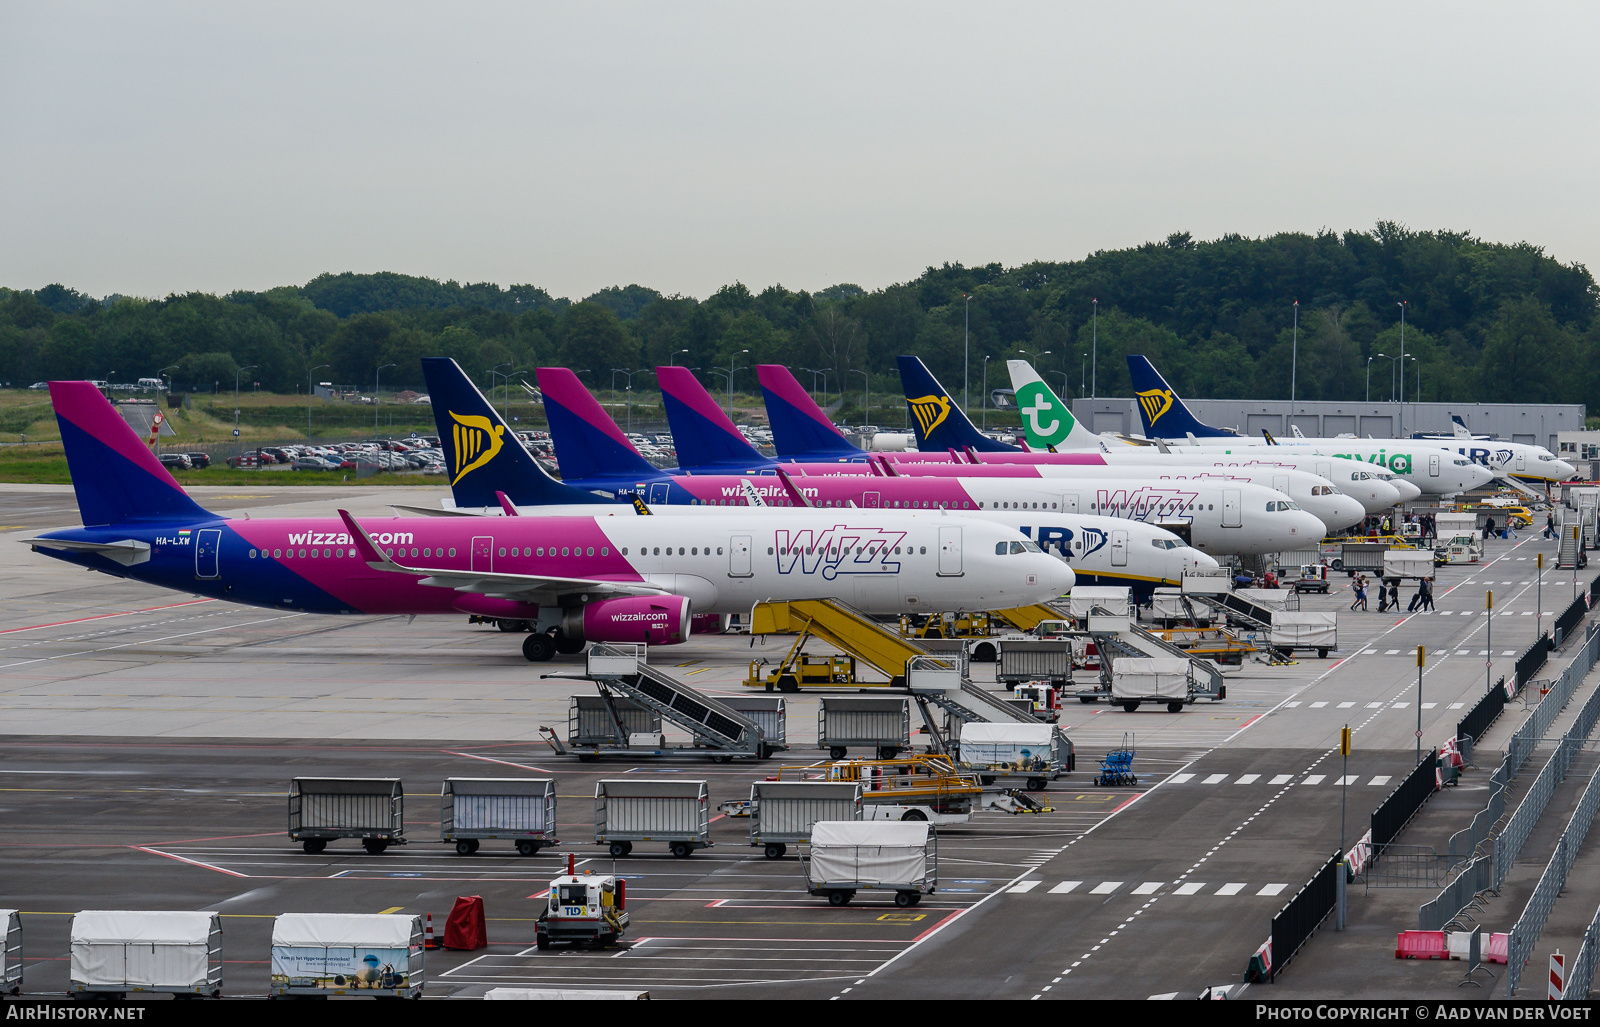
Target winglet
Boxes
[630,494,652,516]
[339,509,397,569]
[773,467,813,508]
[1262,430,1277,445]
[737,479,769,507]
[495,491,520,517]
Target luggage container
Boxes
[441,778,557,856]
[0,910,16,995]
[1149,588,1191,625]
[1381,550,1433,583]
[270,913,423,998]
[995,637,1072,691]
[569,694,660,747]
[802,821,938,907]
[1110,656,1194,712]
[818,697,911,760]
[957,722,1069,790]
[749,781,863,859]
[69,911,222,998]
[1067,586,1132,620]
[594,779,713,858]
[1337,542,1389,575]
[706,695,786,752]
[1269,612,1338,659]
[289,778,404,854]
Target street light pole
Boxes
[963,293,970,417]
[1291,300,1298,404]
[727,350,749,419]
[981,356,992,431]
[307,364,329,434]
[1091,298,1098,400]
[1366,357,1374,403]
[376,363,396,435]
[234,365,257,463]
[157,365,177,454]
[1397,301,1407,435]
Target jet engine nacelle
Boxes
[562,595,691,647]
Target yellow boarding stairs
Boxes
[746,599,931,691]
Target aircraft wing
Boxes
[337,509,669,605]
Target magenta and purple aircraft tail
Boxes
[534,367,664,483]
[50,381,213,526]
[756,364,864,461]
[654,365,772,472]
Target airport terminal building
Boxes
[1071,397,1586,450]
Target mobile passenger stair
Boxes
[1081,606,1227,702]
[541,643,774,761]
[749,598,928,689]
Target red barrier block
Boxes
[1395,930,1449,960]
[443,895,488,951]
[1486,932,1509,965]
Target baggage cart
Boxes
[1067,586,1132,621]
[1110,656,1194,712]
[803,820,938,907]
[749,781,863,859]
[957,722,1069,790]
[289,778,404,854]
[270,913,423,998]
[1381,550,1433,584]
[1336,542,1389,574]
[70,911,222,998]
[1093,733,1138,786]
[441,778,557,856]
[594,779,713,858]
[1150,588,1191,624]
[818,697,911,760]
[995,637,1072,690]
[706,695,786,751]
[569,694,660,748]
[0,910,16,995]
[1269,612,1338,659]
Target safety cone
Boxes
[425,911,439,949]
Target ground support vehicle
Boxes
[994,636,1072,692]
[536,854,629,950]
[441,778,557,856]
[0,910,17,995]
[1381,549,1434,584]
[594,779,713,858]
[1434,533,1483,566]
[289,778,404,855]
[746,653,858,692]
[270,914,423,998]
[1093,734,1138,786]
[742,781,863,859]
[818,696,911,760]
[779,755,983,825]
[1269,612,1338,660]
[802,821,938,907]
[1010,683,1061,723]
[1110,656,1196,712]
[70,911,222,999]
[957,722,1069,790]
[898,611,993,639]
[745,599,926,690]
[1292,564,1330,594]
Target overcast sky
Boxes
[3,2,1597,301]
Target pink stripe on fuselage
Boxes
[229,516,641,615]
[655,474,981,509]
[535,367,639,452]
[49,381,188,494]
[655,365,749,443]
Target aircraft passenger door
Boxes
[937,526,963,576]
[1059,494,1079,513]
[1272,475,1290,494]
[863,492,881,509]
[1516,452,1527,472]
[1315,462,1332,478]
[730,535,753,577]
[194,528,221,579]
[471,536,494,572]
[1222,489,1242,528]
[1111,530,1128,567]
[1429,454,1440,477]
[648,482,672,504]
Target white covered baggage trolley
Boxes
[749,781,863,860]
[817,697,911,760]
[957,723,1068,789]
[1269,612,1339,659]
[1,910,20,995]
[270,913,424,998]
[69,911,222,998]
[1068,586,1132,621]
[594,779,713,858]
[289,777,405,855]
[803,821,937,907]
[441,778,557,856]
[1110,657,1194,713]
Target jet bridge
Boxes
[542,644,772,761]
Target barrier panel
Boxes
[1568,903,1600,1000]
[1268,852,1340,981]
[1555,596,1588,645]
[1456,678,1507,763]
[1371,750,1439,851]
[1590,573,1600,605]
[1515,635,1551,690]
[1395,930,1448,960]
[1493,734,1580,892]
[1418,856,1493,931]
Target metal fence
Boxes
[1506,759,1600,996]
[1372,750,1440,850]
[1456,677,1508,764]
[1419,856,1494,931]
[1493,733,1581,892]
[1448,756,1512,865]
[1516,635,1552,690]
[1555,595,1589,646]
[1590,572,1600,605]
[1268,852,1340,981]
[1569,900,1600,1000]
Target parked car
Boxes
[292,456,333,471]
[184,452,212,469]
[158,453,192,471]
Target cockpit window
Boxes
[1150,539,1179,550]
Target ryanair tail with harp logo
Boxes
[1125,354,1238,439]
[895,355,1015,452]
[421,357,610,510]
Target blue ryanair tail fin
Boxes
[420,358,611,508]
[1125,355,1237,438]
[895,355,1016,452]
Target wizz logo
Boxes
[1096,487,1198,523]
[775,526,906,580]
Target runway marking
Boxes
[1131,882,1161,895]
[1301,775,1325,785]
[1368,776,1392,786]
[1269,775,1293,785]
[442,750,556,773]
[1235,774,1259,785]
[0,612,307,670]
[132,846,250,878]
[1257,884,1287,897]
[1201,774,1227,784]
[1007,881,1041,894]
[1173,883,1203,895]
[0,598,217,635]
[1333,776,1357,785]
[1215,883,1245,896]
[1310,702,1327,708]
[1089,882,1120,894]
[1049,881,1080,894]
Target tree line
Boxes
[3,222,1596,413]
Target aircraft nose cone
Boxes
[1391,479,1423,502]
[1554,460,1578,481]
[1038,556,1076,596]
[1325,496,1366,532]
[1292,512,1328,543]
[1189,549,1219,573]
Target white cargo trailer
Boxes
[957,722,1069,789]
[594,779,713,858]
[441,778,557,856]
[748,781,863,859]
[1068,586,1132,620]
[288,778,404,854]
[270,913,424,998]
[1110,656,1194,712]
[69,911,222,998]
[1381,550,1434,583]
[803,821,938,907]
[1269,612,1339,658]
[818,697,911,759]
